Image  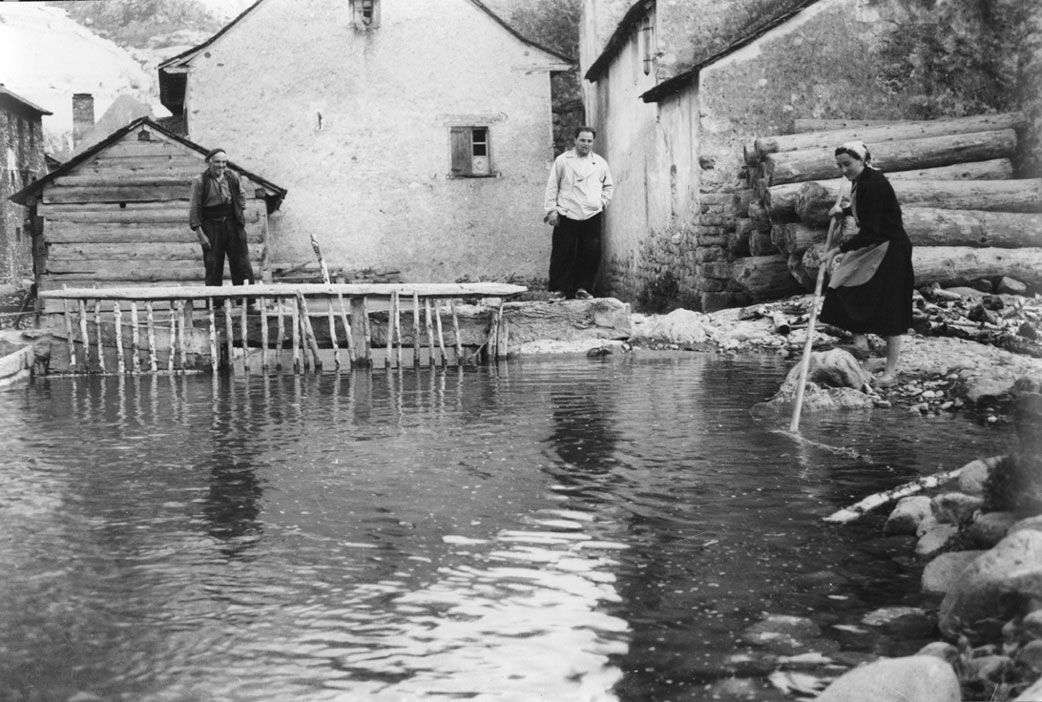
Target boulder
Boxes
[958,456,1004,495]
[916,641,961,666]
[813,655,959,702]
[931,492,984,524]
[923,551,985,596]
[1016,677,1042,701]
[916,524,959,557]
[885,496,933,535]
[740,614,821,655]
[1016,640,1042,674]
[1011,516,1042,537]
[631,308,711,345]
[861,606,936,638]
[750,349,875,417]
[940,530,1042,642]
[967,511,1017,548]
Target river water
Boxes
[0,353,1010,701]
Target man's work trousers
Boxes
[200,218,255,287]
[548,213,602,298]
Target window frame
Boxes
[449,126,494,178]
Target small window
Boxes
[641,14,655,76]
[352,0,379,29]
[450,127,493,177]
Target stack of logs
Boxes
[729,113,1042,300]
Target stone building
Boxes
[158,0,572,284]
[0,85,51,284]
[581,0,1042,311]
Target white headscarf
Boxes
[839,140,870,162]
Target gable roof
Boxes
[158,0,574,115]
[0,84,53,118]
[9,116,287,209]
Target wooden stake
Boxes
[260,297,269,373]
[224,299,234,370]
[434,301,447,366]
[167,301,177,373]
[412,291,421,366]
[240,295,249,375]
[94,299,106,373]
[327,296,340,369]
[62,298,77,370]
[145,301,158,372]
[424,298,435,367]
[113,301,125,373]
[394,291,403,369]
[130,302,140,374]
[177,300,189,371]
[450,300,463,366]
[78,299,91,371]
[290,295,301,373]
[337,292,355,366]
[386,291,396,368]
[276,299,285,370]
[298,293,322,370]
[361,297,373,366]
[208,297,219,373]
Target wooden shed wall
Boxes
[36,128,269,311]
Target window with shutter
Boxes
[449,127,493,177]
[351,0,380,29]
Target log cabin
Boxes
[9,117,287,312]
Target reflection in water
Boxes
[0,357,1011,702]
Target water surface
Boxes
[0,353,1008,701]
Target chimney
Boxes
[72,93,94,148]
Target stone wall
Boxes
[0,107,46,284]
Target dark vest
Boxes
[197,168,245,226]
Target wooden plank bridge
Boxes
[39,282,527,375]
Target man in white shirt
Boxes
[543,126,614,300]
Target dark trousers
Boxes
[548,213,602,297]
[200,218,255,287]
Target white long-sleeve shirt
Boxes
[543,149,614,221]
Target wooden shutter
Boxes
[450,127,473,176]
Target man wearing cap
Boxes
[189,148,256,289]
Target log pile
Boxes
[730,112,1042,300]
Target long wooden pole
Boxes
[789,214,840,432]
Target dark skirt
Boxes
[819,238,914,337]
